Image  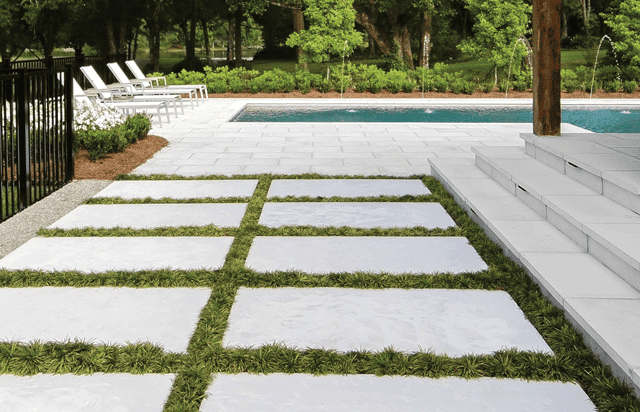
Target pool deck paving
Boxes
[1,98,639,410]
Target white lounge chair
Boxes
[106,62,200,109]
[80,65,185,115]
[62,75,171,127]
[125,60,208,99]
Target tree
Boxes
[286,0,364,64]
[22,0,71,57]
[605,0,640,66]
[0,0,29,65]
[353,0,434,70]
[458,0,531,82]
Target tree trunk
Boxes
[418,13,432,69]
[292,3,307,69]
[234,8,242,68]
[227,20,234,61]
[106,20,118,54]
[354,5,392,55]
[203,20,211,59]
[393,25,414,70]
[148,17,161,71]
[133,25,140,60]
[119,23,128,54]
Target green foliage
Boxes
[605,0,640,66]
[561,69,580,92]
[480,82,494,93]
[449,78,465,94]
[75,114,151,161]
[286,0,364,64]
[255,68,296,93]
[512,80,528,92]
[603,80,622,92]
[367,72,386,93]
[317,78,333,93]
[462,80,478,95]
[295,69,322,94]
[385,70,407,93]
[574,66,593,91]
[622,80,638,93]
[401,80,417,93]
[458,0,532,72]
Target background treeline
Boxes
[1,0,638,80]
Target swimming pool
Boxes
[232,106,640,133]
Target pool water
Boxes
[232,106,640,133]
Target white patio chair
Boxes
[125,60,208,99]
[80,65,185,115]
[107,62,200,109]
[61,75,171,127]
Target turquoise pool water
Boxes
[232,106,640,133]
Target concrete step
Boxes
[472,145,640,293]
[521,133,640,215]
[428,157,640,398]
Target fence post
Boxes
[16,69,31,210]
[64,65,74,181]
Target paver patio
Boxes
[2,98,638,409]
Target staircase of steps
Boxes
[472,143,640,293]
[428,133,640,399]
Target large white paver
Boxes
[245,237,487,274]
[94,180,258,199]
[223,288,551,355]
[200,373,595,412]
[0,237,233,272]
[0,287,210,352]
[0,374,174,412]
[258,203,455,229]
[565,297,640,372]
[267,179,430,198]
[49,204,247,229]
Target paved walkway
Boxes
[1,98,639,410]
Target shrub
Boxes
[354,81,368,93]
[229,79,244,93]
[449,78,465,94]
[596,66,621,84]
[433,79,448,93]
[623,80,638,93]
[513,80,528,92]
[295,70,321,94]
[317,78,333,93]
[480,82,494,93]
[563,81,579,93]
[498,81,509,93]
[73,101,152,161]
[461,81,477,95]
[574,66,592,91]
[385,70,407,93]
[248,78,265,93]
[211,80,229,94]
[603,80,622,93]
[401,80,416,93]
[368,72,386,93]
[255,68,295,93]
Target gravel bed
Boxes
[0,180,112,258]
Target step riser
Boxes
[525,141,640,215]
[475,155,640,293]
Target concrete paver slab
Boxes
[565,297,640,372]
[93,180,258,199]
[267,179,430,198]
[223,288,551,355]
[200,373,595,412]
[48,204,248,229]
[0,287,210,352]
[0,237,233,272]
[585,223,640,270]
[490,221,584,257]
[258,203,455,229]
[245,237,487,274]
[520,253,640,303]
[468,196,545,221]
[0,374,174,412]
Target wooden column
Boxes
[533,0,562,136]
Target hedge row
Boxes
[149,63,640,95]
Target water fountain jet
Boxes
[589,35,622,98]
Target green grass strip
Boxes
[0,174,638,412]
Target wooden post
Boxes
[533,0,562,136]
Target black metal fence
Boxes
[8,53,126,91]
[1,67,74,223]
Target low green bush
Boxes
[401,80,416,93]
[317,78,333,93]
[368,73,386,93]
[449,78,465,94]
[480,82,495,93]
[354,81,368,93]
[433,79,448,93]
[385,70,407,94]
[512,80,528,92]
[623,80,638,93]
[462,81,477,95]
[603,80,622,93]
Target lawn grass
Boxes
[1,174,639,412]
